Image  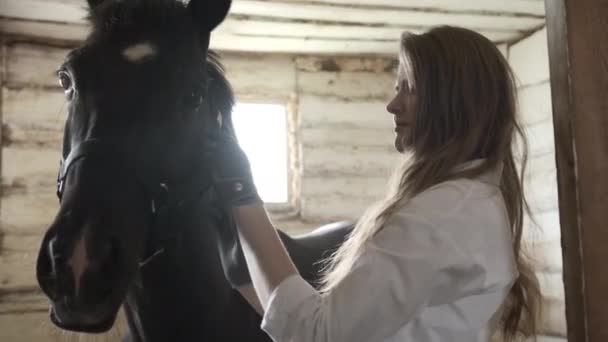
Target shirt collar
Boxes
[452,158,503,186]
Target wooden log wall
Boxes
[0,37,399,340]
[0,32,566,341]
[295,57,397,222]
[508,27,566,337]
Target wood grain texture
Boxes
[545,0,608,340]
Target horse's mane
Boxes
[206,50,236,137]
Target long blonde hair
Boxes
[319,26,541,341]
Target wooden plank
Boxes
[537,271,567,335]
[0,313,61,342]
[301,175,388,200]
[0,18,88,45]
[0,17,518,57]
[0,250,38,289]
[5,42,296,96]
[219,19,407,41]
[302,145,398,177]
[536,336,567,342]
[527,150,557,177]
[263,0,546,16]
[0,234,41,254]
[211,33,400,56]
[526,170,559,213]
[221,53,295,99]
[300,193,374,222]
[497,43,508,59]
[301,126,393,148]
[518,81,552,126]
[532,238,563,274]
[217,18,522,43]
[0,189,58,235]
[541,298,567,336]
[524,210,562,243]
[525,118,555,157]
[230,1,545,31]
[509,27,550,87]
[6,43,68,87]
[271,217,319,236]
[545,0,608,340]
[525,153,559,213]
[0,17,520,47]
[0,310,129,342]
[536,337,567,342]
[0,288,48,315]
[0,0,545,31]
[2,148,59,189]
[297,71,393,100]
[2,124,62,148]
[3,87,67,127]
[538,271,565,302]
[1,36,4,236]
[299,95,393,130]
[0,0,87,24]
[295,56,395,73]
[2,87,66,147]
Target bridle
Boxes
[53,44,225,272]
[55,136,218,269]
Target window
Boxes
[231,103,289,204]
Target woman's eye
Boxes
[58,71,74,97]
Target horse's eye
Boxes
[184,92,203,109]
[58,71,74,97]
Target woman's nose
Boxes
[386,96,400,115]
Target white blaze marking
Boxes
[68,234,90,296]
[122,42,157,62]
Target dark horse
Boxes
[34,0,353,341]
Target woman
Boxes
[211,26,541,342]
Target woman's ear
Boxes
[188,0,232,33]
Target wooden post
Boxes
[0,40,5,254]
[544,0,608,341]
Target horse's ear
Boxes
[188,0,232,32]
[87,0,105,9]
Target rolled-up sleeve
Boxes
[260,213,486,342]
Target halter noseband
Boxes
[56,138,215,268]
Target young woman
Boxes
[211,26,541,342]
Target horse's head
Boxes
[35,0,232,332]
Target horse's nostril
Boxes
[98,238,114,262]
[99,238,118,276]
[48,236,63,276]
[37,233,64,301]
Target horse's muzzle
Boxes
[36,221,123,332]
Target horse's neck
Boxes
[123,204,239,341]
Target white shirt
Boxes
[261,161,517,342]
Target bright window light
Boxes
[231,103,289,204]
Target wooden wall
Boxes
[0,30,566,341]
[296,57,397,222]
[0,38,398,340]
[509,27,566,337]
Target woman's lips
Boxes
[394,123,409,132]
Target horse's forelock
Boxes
[87,0,188,35]
[206,50,236,137]
[81,0,236,137]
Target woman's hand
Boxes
[208,133,257,288]
[208,132,299,309]
[210,133,261,207]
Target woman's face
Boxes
[386,69,417,153]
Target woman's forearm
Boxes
[236,284,264,315]
[232,203,299,307]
